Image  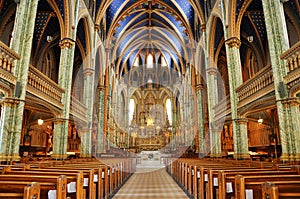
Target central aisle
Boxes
[112,161,189,199]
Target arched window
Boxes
[166,98,172,125]
[146,53,154,68]
[161,56,168,67]
[133,56,139,67]
[129,99,135,125]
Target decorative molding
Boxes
[225,37,241,48]
[206,67,219,75]
[0,97,23,107]
[280,40,300,60]
[83,68,95,76]
[59,38,76,49]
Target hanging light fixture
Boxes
[258,118,263,124]
[38,118,44,125]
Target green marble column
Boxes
[0,99,21,161]
[206,68,220,157]
[52,38,76,159]
[196,84,205,156]
[262,0,291,161]
[0,0,39,161]
[80,68,95,157]
[96,86,105,154]
[224,38,249,159]
[171,96,176,149]
[281,98,300,161]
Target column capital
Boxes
[200,24,206,31]
[195,84,205,90]
[225,37,241,48]
[105,48,111,53]
[206,67,219,75]
[53,118,69,124]
[97,85,106,91]
[94,24,100,31]
[279,97,300,107]
[0,97,23,107]
[59,38,75,49]
[83,68,95,76]
[233,118,248,124]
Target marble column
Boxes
[281,98,300,161]
[102,48,111,153]
[0,98,22,161]
[80,68,95,157]
[196,84,205,156]
[262,0,291,161]
[224,38,249,159]
[206,67,219,157]
[52,38,76,159]
[0,0,39,161]
[171,95,176,149]
[96,86,105,154]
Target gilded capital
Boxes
[0,98,22,107]
[234,118,248,124]
[83,68,95,76]
[281,97,300,107]
[59,38,75,49]
[225,37,241,48]
[53,118,69,124]
[195,84,205,90]
[94,24,100,31]
[98,85,106,91]
[206,67,219,75]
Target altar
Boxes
[139,150,162,160]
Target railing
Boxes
[27,65,64,107]
[0,41,19,73]
[236,65,274,107]
[214,95,231,121]
[0,41,19,84]
[67,138,80,152]
[70,96,87,121]
[281,41,300,89]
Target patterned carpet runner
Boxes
[112,163,189,199]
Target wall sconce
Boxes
[247,36,253,43]
[38,118,44,125]
[47,36,53,42]
[258,118,263,124]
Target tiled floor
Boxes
[113,162,189,199]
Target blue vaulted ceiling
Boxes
[105,0,195,75]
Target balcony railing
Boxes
[214,95,231,121]
[236,65,274,107]
[27,65,64,108]
[281,41,300,89]
[0,41,19,84]
[70,96,87,121]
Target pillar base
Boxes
[0,154,21,162]
[280,153,290,161]
[294,153,300,161]
[51,154,69,160]
[234,153,250,160]
[80,154,92,158]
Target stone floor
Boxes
[112,160,189,199]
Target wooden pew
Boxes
[262,181,300,198]
[235,174,300,199]
[0,182,40,199]
[217,169,299,199]
[3,170,84,199]
[23,167,95,199]
[0,175,66,199]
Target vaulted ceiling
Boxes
[100,0,202,76]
